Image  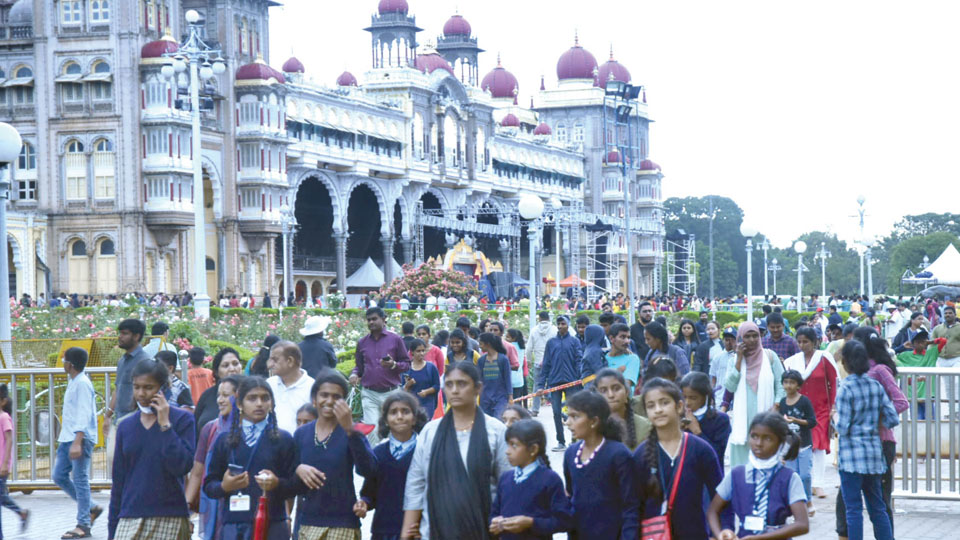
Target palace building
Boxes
[0,0,664,302]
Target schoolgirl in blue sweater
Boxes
[562,391,639,540]
[291,369,378,538]
[635,377,722,540]
[478,332,512,419]
[490,419,572,539]
[355,391,428,540]
[679,372,732,466]
[204,376,298,540]
[707,412,810,540]
[108,359,195,540]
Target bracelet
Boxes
[160,423,172,431]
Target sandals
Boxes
[19,509,29,532]
[90,505,103,525]
[61,525,91,539]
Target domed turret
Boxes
[557,32,598,81]
[9,0,33,25]
[414,43,454,75]
[639,159,661,171]
[140,33,179,63]
[500,114,520,127]
[597,46,631,85]
[236,57,285,85]
[533,122,552,136]
[282,57,305,74]
[378,0,409,14]
[336,71,358,86]
[443,14,471,36]
[606,150,621,163]
[480,55,519,99]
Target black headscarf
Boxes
[427,406,492,540]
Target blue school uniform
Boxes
[563,439,639,540]
[715,464,806,538]
[203,422,298,540]
[491,462,573,539]
[359,436,416,540]
[402,362,441,418]
[479,352,512,419]
[634,433,722,540]
[291,422,378,529]
[695,409,732,467]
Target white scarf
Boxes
[730,350,775,445]
[783,350,839,381]
[748,442,786,469]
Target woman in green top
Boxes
[895,327,945,420]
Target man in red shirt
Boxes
[185,347,214,405]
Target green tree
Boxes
[891,213,960,240]
[885,232,960,293]
[664,196,747,297]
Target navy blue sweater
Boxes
[491,465,573,539]
[108,408,195,539]
[634,434,722,540]
[291,422,378,528]
[203,429,298,526]
[563,440,639,540]
[695,410,732,468]
[479,352,512,416]
[359,440,414,536]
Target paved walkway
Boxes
[4,404,958,539]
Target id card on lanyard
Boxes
[228,434,265,513]
[743,466,779,533]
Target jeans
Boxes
[549,385,580,445]
[361,387,396,446]
[785,445,813,501]
[53,438,94,528]
[838,471,894,540]
[532,365,543,413]
[836,441,896,538]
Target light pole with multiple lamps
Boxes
[0,123,21,343]
[604,80,643,325]
[279,203,295,307]
[770,258,781,297]
[518,194,544,339]
[757,238,770,298]
[814,241,831,298]
[855,195,867,296]
[794,241,807,309]
[550,197,562,299]
[160,9,225,318]
[740,223,758,316]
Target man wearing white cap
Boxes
[298,315,337,378]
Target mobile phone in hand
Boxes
[227,464,244,476]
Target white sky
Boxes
[270,0,960,248]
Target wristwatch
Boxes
[159,423,172,431]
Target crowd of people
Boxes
[11,289,957,539]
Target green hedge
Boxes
[210,306,225,317]
[206,339,257,363]
[336,349,356,378]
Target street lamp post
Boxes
[794,241,807,309]
[757,238,770,298]
[0,124,22,343]
[740,223,758,317]
[550,197,562,300]
[814,241,831,298]
[770,258,781,296]
[161,10,225,319]
[279,203,294,307]
[865,239,874,301]
[856,196,866,296]
[519,194,545,340]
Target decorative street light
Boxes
[757,238,771,298]
[0,123,22,343]
[864,237,875,301]
[161,9,226,319]
[550,197,563,300]
[740,222,758,316]
[770,257,781,297]
[813,241,832,298]
[856,195,867,296]
[279,203,295,308]
[794,241,807,309]
[518,193,545,339]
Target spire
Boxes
[574,29,579,46]
[609,44,615,61]
[530,96,534,108]
[540,75,545,91]
[497,52,502,67]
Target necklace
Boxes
[314,426,334,449]
[575,438,605,469]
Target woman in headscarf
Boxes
[579,324,608,384]
[401,361,510,540]
[723,321,785,466]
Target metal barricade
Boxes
[895,366,960,501]
[0,367,114,492]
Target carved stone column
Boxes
[382,234,395,285]
[401,238,415,266]
[333,231,347,293]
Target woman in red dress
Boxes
[782,326,839,500]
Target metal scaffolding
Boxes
[585,220,621,298]
[665,231,697,295]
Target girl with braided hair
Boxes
[594,368,651,451]
[634,377,722,539]
[204,376,298,540]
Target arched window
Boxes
[62,1,82,24]
[90,0,110,23]
[90,61,112,100]
[14,66,31,79]
[65,140,87,200]
[61,62,83,103]
[573,122,584,144]
[556,123,567,142]
[205,257,216,271]
[99,239,115,255]
[93,138,115,199]
[71,240,87,257]
[16,143,36,201]
[239,19,248,55]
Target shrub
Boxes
[260,308,278,315]
[207,339,257,363]
[168,320,208,348]
[227,307,254,317]
[714,311,746,326]
[210,306,225,317]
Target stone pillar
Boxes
[401,238,415,265]
[157,249,166,295]
[499,238,511,274]
[333,231,347,294]
[382,234,395,285]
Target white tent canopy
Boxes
[346,257,384,288]
[904,243,960,286]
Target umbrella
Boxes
[557,274,596,288]
[919,285,960,298]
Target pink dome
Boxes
[141,35,179,59]
[236,60,285,84]
[597,47,631,84]
[443,14,471,36]
[480,56,519,99]
[282,56,305,73]
[557,34,598,80]
[640,159,661,171]
[606,150,621,163]
[500,114,520,127]
[336,71,358,86]
[378,0,409,14]
[415,53,454,75]
[533,122,552,135]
